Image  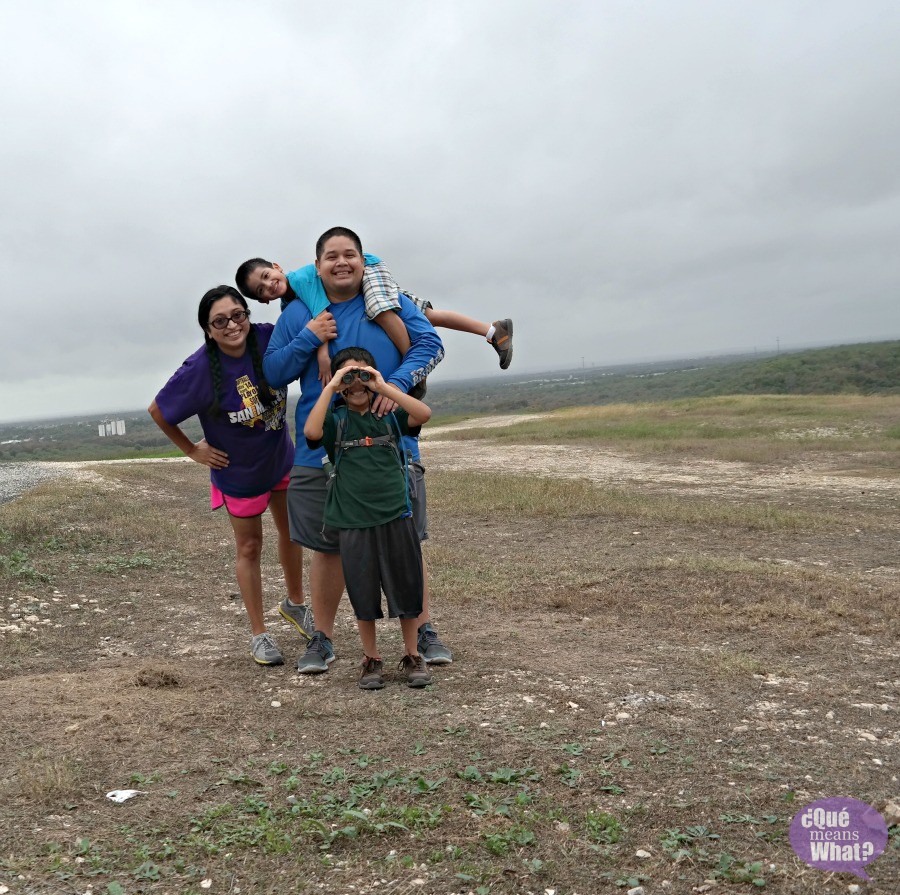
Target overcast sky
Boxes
[2,1,899,423]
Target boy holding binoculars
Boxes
[303,346,433,689]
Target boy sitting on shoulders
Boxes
[236,253,513,386]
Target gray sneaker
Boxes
[417,622,453,665]
[250,632,284,666]
[296,631,335,674]
[278,598,314,640]
[399,653,433,688]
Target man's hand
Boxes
[187,439,229,469]
[307,310,337,343]
[370,393,399,417]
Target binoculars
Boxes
[340,369,372,385]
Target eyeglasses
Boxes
[340,369,372,384]
[209,310,250,330]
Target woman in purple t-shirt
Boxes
[149,286,311,667]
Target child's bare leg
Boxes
[316,341,332,386]
[425,308,490,337]
[425,309,514,369]
[374,310,411,356]
[400,617,421,656]
[357,619,380,658]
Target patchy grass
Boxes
[428,470,841,531]
[1,430,898,894]
[429,394,900,463]
[14,752,84,806]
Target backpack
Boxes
[328,405,412,519]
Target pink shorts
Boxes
[210,473,290,518]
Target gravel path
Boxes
[0,463,74,504]
[0,458,190,505]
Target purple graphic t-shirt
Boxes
[155,324,294,498]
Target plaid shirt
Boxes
[362,261,431,319]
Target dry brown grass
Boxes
[1,433,898,894]
[430,394,900,464]
[428,469,842,530]
[12,752,84,806]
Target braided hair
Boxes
[197,286,277,417]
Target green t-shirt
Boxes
[321,406,411,529]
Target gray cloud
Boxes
[2,0,899,421]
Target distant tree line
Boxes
[423,340,900,416]
[2,341,896,463]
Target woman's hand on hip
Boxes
[188,439,229,469]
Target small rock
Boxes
[200,881,212,890]
[616,711,631,720]
[882,799,900,826]
[270,701,281,708]
[626,887,645,895]
[635,848,652,858]
[848,885,861,894]
[826,711,835,719]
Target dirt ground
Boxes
[1,417,898,895]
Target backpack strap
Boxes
[332,405,348,476]
[385,411,412,519]
[337,434,394,448]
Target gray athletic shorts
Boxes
[287,461,428,553]
[339,517,423,620]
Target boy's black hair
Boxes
[235,258,273,301]
[331,346,377,376]
[315,227,363,260]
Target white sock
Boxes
[286,597,304,607]
[485,324,496,342]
